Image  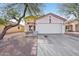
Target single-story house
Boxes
[65,19,79,32]
[25,13,66,34]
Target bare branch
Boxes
[12,16,18,21]
[17,4,28,25]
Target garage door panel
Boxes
[36,24,62,34]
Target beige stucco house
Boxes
[65,19,79,32]
[25,13,66,34]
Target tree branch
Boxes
[12,16,19,21]
[17,4,28,25]
[9,4,28,27]
[4,4,28,30]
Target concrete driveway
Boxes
[37,34,79,56]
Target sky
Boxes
[43,3,62,14]
[42,3,67,18]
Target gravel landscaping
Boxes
[0,32,37,56]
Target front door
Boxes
[29,25,35,32]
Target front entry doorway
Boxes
[28,24,35,32]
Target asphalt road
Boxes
[37,34,79,56]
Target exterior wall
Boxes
[36,14,64,24]
[25,23,29,32]
[0,25,24,34]
[7,26,24,34]
[76,23,79,31]
[71,23,76,31]
[62,24,65,33]
[65,20,79,32]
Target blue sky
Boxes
[43,3,66,18]
[43,3,62,14]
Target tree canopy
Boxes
[0,3,44,25]
[59,3,79,19]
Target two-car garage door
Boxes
[36,23,63,34]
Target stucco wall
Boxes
[36,14,64,24]
[65,20,79,32]
[0,25,24,34]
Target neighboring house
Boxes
[65,20,79,32]
[25,13,66,34]
[0,24,25,34]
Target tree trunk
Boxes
[0,27,8,40]
[0,25,17,40]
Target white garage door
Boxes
[36,24,63,34]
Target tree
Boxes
[60,3,79,19]
[24,16,39,22]
[0,3,44,40]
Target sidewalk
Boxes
[65,32,79,38]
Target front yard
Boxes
[0,33,37,56]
